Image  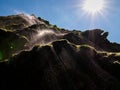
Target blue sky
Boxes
[0,0,120,43]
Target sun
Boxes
[82,0,105,15]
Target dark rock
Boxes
[0,14,120,90]
[0,40,120,90]
[0,29,27,60]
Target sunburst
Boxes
[82,0,106,15]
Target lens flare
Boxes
[82,0,105,15]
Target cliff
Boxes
[0,14,120,90]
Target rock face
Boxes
[0,29,27,60]
[0,14,45,30]
[0,14,120,90]
[81,30,120,51]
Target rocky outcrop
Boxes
[0,29,27,60]
[0,40,120,90]
[0,14,120,90]
[81,29,120,51]
[0,14,46,30]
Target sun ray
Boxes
[82,0,106,15]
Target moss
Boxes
[49,24,62,31]
[38,17,50,25]
[106,52,120,57]
[0,29,27,61]
[0,15,28,30]
[80,45,95,49]
[2,23,25,30]
[0,28,14,32]
[97,51,120,58]
[75,44,96,52]
[52,39,96,53]
[34,42,53,48]
[72,30,81,35]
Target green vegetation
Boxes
[0,29,27,61]
[72,30,81,35]
[0,15,27,30]
[34,42,53,48]
[74,44,97,53]
[38,17,50,25]
[98,51,120,57]
[49,24,61,30]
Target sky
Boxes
[0,0,120,43]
